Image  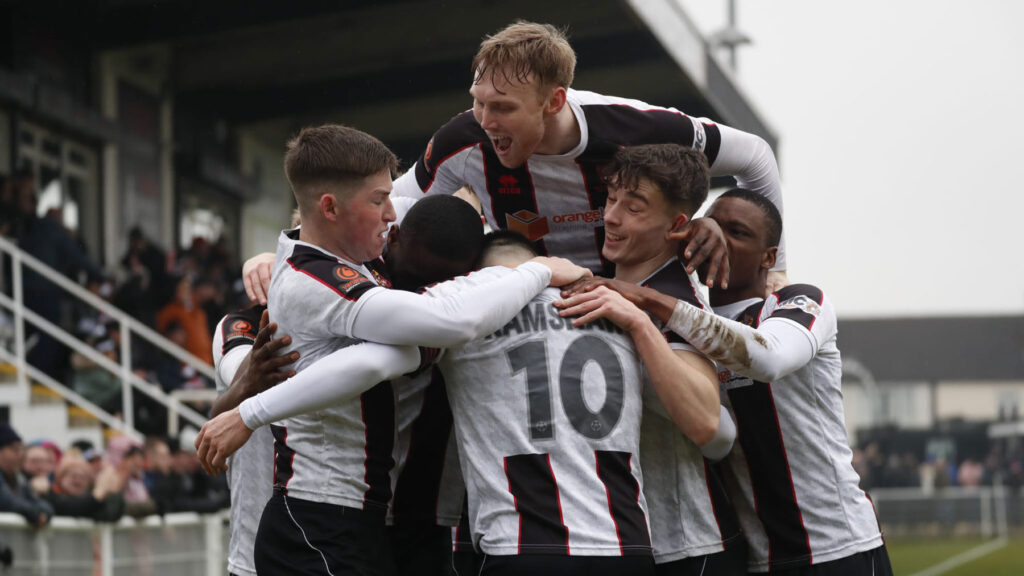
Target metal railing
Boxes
[0,511,227,576]
[0,235,212,437]
[870,485,1014,539]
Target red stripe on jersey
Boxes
[767,383,813,564]
[546,454,570,554]
[503,457,522,554]
[423,142,481,194]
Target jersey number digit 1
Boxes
[507,335,625,441]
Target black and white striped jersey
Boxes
[266,229,397,513]
[637,259,743,563]
[713,285,882,572]
[435,283,651,557]
[392,89,785,274]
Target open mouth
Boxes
[492,136,512,154]
[605,232,625,243]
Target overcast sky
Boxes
[679,0,1024,318]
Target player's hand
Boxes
[766,270,790,297]
[670,216,729,289]
[554,286,649,333]
[530,256,592,287]
[195,408,254,475]
[243,252,276,305]
[234,310,299,395]
[560,276,652,307]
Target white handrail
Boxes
[0,235,215,380]
[0,346,144,442]
[0,291,208,430]
[0,234,214,437]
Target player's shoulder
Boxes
[284,243,379,301]
[643,259,707,310]
[219,304,265,354]
[421,111,486,174]
[767,283,832,330]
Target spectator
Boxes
[11,168,103,382]
[0,422,53,527]
[106,436,157,518]
[22,442,58,480]
[40,455,125,522]
[156,275,214,365]
[116,226,171,326]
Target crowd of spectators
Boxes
[0,421,228,527]
[1,169,249,435]
[853,439,1024,493]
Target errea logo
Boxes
[498,175,521,195]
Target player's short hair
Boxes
[478,230,538,268]
[472,21,576,92]
[717,188,783,248]
[603,143,709,217]
[402,195,485,265]
[284,124,397,214]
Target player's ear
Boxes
[669,213,689,235]
[543,85,567,116]
[762,246,777,270]
[386,224,401,249]
[319,193,338,221]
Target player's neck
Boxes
[613,248,677,285]
[535,103,580,155]
[709,279,767,307]
[299,224,361,265]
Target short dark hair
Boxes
[401,195,485,266]
[717,188,783,248]
[284,124,397,214]
[603,144,709,217]
[478,230,538,267]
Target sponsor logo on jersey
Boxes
[777,295,821,317]
[497,174,521,195]
[551,209,603,225]
[506,209,550,241]
[335,265,360,281]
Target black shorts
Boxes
[656,536,748,576]
[254,492,392,576]
[765,544,894,576]
[385,522,452,576]
[479,554,655,576]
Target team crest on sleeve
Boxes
[424,137,435,171]
[777,295,822,317]
[368,266,392,289]
[228,319,255,339]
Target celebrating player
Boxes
[391,20,788,291]
[563,189,892,575]
[555,144,746,575]
[214,124,586,576]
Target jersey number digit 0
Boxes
[507,335,625,441]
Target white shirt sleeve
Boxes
[703,119,786,271]
[350,262,551,347]
[666,300,816,382]
[238,342,421,429]
[217,346,251,391]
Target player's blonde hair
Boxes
[472,21,576,93]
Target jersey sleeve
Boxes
[239,342,421,429]
[350,262,551,347]
[392,111,482,199]
[762,284,836,354]
[666,286,833,382]
[212,306,264,393]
